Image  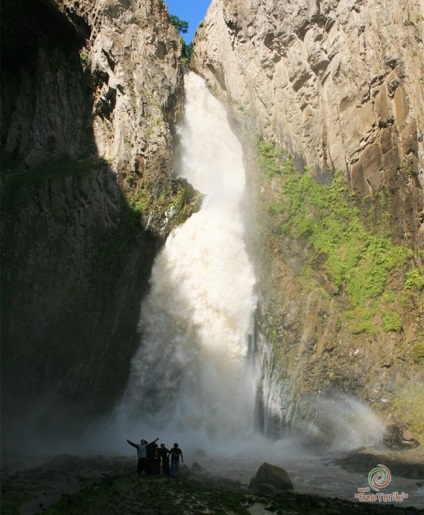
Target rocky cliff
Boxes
[1,0,199,442]
[193,0,424,443]
[2,0,423,450]
[193,0,424,249]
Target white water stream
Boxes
[123,72,258,443]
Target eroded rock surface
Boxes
[193,0,424,249]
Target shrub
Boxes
[412,342,424,365]
[256,139,290,177]
[405,268,424,291]
[382,310,403,332]
[389,384,424,440]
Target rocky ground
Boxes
[1,449,423,514]
[334,446,424,480]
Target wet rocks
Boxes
[334,445,424,480]
[249,462,294,494]
[382,424,420,451]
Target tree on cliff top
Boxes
[169,14,188,35]
[169,14,192,64]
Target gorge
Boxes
[1,0,423,509]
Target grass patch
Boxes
[255,138,421,335]
[381,310,403,332]
[388,384,424,440]
[405,267,424,291]
[255,138,294,177]
[412,341,424,365]
[345,306,378,335]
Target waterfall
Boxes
[124,72,258,442]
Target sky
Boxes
[164,0,212,43]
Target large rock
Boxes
[249,462,294,494]
[382,423,420,450]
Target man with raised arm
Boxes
[127,437,159,476]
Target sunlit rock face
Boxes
[2,0,183,176]
[193,0,424,249]
[192,0,424,439]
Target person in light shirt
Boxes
[127,437,158,476]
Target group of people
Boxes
[127,437,184,477]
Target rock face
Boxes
[192,0,424,441]
[0,0,196,441]
[2,0,183,174]
[1,0,94,168]
[193,0,424,249]
[2,0,423,450]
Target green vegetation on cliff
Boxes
[169,13,192,65]
[95,176,202,273]
[254,138,424,440]
[255,138,423,336]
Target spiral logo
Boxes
[368,464,391,491]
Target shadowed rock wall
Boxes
[1,0,196,444]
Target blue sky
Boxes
[164,0,212,43]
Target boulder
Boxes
[249,463,293,495]
[191,461,206,474]
[382,424,420,450]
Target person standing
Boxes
[127,437,158,476]
[151,443,161,475]
[169,442,184,477]
[158,443,171,476]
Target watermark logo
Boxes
[368,464,391,491]
[354,464,409,503]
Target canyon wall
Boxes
[193,0,424,249]
[0,0,197,440]
[2,0,423,448]
[193,0,424,442]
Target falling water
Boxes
[124,72,257,442]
